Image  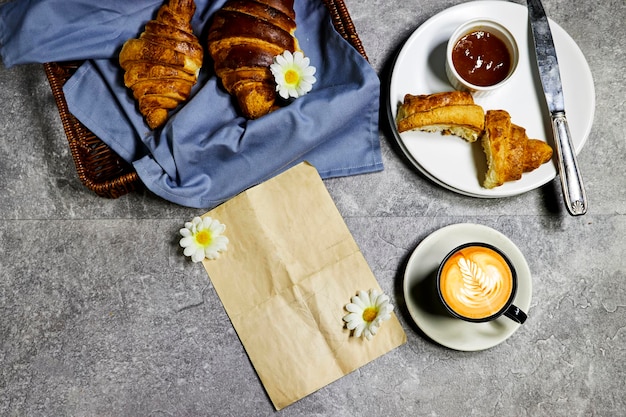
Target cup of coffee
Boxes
[436,242,527,324]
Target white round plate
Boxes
[403,223,532,351]
[388,1,595,198]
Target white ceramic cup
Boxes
[445,18,519,97]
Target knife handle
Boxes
[551,112,587,215]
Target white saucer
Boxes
[403,223,532,351]
[388,1,595,198]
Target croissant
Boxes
[119,0,203,129]
[482,110,553,188]
[396,91,485,142]
[207,0,299,119]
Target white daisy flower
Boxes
[270,50,317,100]
[343,289,394,340]
[179,216,229,263]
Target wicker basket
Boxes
[44,0,368,198]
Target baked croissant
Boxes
[396,91,485,142]
[119,0,203,129]
[482,110,553,188]
[207,0,299,119]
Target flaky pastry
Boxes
[482,110,553,188]
[396,91,485,142]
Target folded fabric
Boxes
[0,0,195,66]
[0,0,383,208]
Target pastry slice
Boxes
[522,138,554,173]
[482,110,553,189]
[396,91,485,142]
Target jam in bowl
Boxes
[445,18,519,97]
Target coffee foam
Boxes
[439,245,513,320]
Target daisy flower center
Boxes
[284,69,299,85]
[270,50,316,100]
[195,229,212,247]
[343,289,394,340]
[180,216,229,263]
[362,307,378,323]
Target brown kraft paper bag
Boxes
[201,162,406,410]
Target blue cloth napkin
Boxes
[0,0,383,208]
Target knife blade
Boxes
[527,0,587,215]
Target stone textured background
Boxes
[1,0,624,415]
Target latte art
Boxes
[439,245,514,320]
[457,257,503,306]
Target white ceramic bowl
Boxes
[445,18,519,97]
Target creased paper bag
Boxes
[202,162,406,410]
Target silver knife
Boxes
[527,0,587,215]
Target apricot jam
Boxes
[452,30,511,87]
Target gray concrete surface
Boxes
[1,0,625,415]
